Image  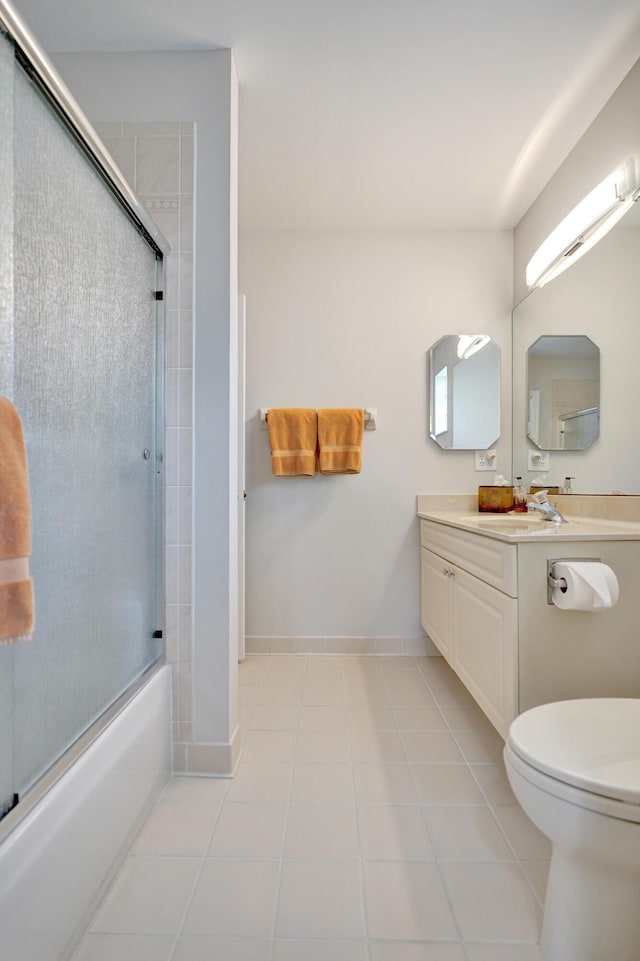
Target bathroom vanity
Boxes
[417,494,640,738]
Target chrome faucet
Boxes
[528,491,567,523]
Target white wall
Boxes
[240,230,513,648]
[54,51,240,774]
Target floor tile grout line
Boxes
[165,780,227,961]
[74,654,543,958]
[337,660,372,956]
[415,660,543,950]
[267,654,306,960]
[237,654,271,743]
[83,781,226,949]
[382,658,469,953]
[347,671,374,961]
[121,850,532,865]
[439,690,549,915]
[419,662,547,931]
[463,756,549,911]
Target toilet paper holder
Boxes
[547,557,601,604]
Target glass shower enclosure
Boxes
[0,2,167,824]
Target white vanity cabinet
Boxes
[418,503,640,739]
[420,519,518,737]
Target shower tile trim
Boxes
[172,735,241,778]
[95,121,196,772]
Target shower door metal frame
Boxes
[0,0,170,842]
[0,0,169,260]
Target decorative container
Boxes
[478,486,515,513]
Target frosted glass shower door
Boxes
[0,21,15,816]
[0,31,164,806]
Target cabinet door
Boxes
[420,548,453,662]
[452,565,517,738]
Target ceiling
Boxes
[13,0,640,231]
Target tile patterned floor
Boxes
[71,655,547,961]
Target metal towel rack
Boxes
[259,408,377,430]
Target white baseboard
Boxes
[172,723,242,777]
[245,635,439,656]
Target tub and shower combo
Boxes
[0,2,172,957]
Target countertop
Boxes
[417,508,640,543]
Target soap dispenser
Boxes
[513,476,527,513]
[563,476,575,494]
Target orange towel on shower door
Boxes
[0,397,34,643]
[317,408,364,474]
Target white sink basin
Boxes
[433,512,561,537]
[476,514,545,525]
[477,519,558,535]
[459,513,549,529]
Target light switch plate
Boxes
[528,449,550,471]
[475,449,497,471]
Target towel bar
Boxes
[259,408,377,430]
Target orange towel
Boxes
[267,408,318,476]
[318,408,364,474]
[0,397,34,644]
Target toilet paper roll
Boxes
[551,561,619,611]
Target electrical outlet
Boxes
[475,449,497,471]
[528,449,550,471]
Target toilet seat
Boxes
[507,698,640,810]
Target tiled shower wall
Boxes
[94,121,194,761]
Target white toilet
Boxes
[504,698,640,961]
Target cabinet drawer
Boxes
[420,519,517,597]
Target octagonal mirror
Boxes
[527,335,599,450]
[428,334,501,449]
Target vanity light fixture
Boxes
[457,334,490,360]
[526,157,639,290]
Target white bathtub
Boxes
[0,663,171,961]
